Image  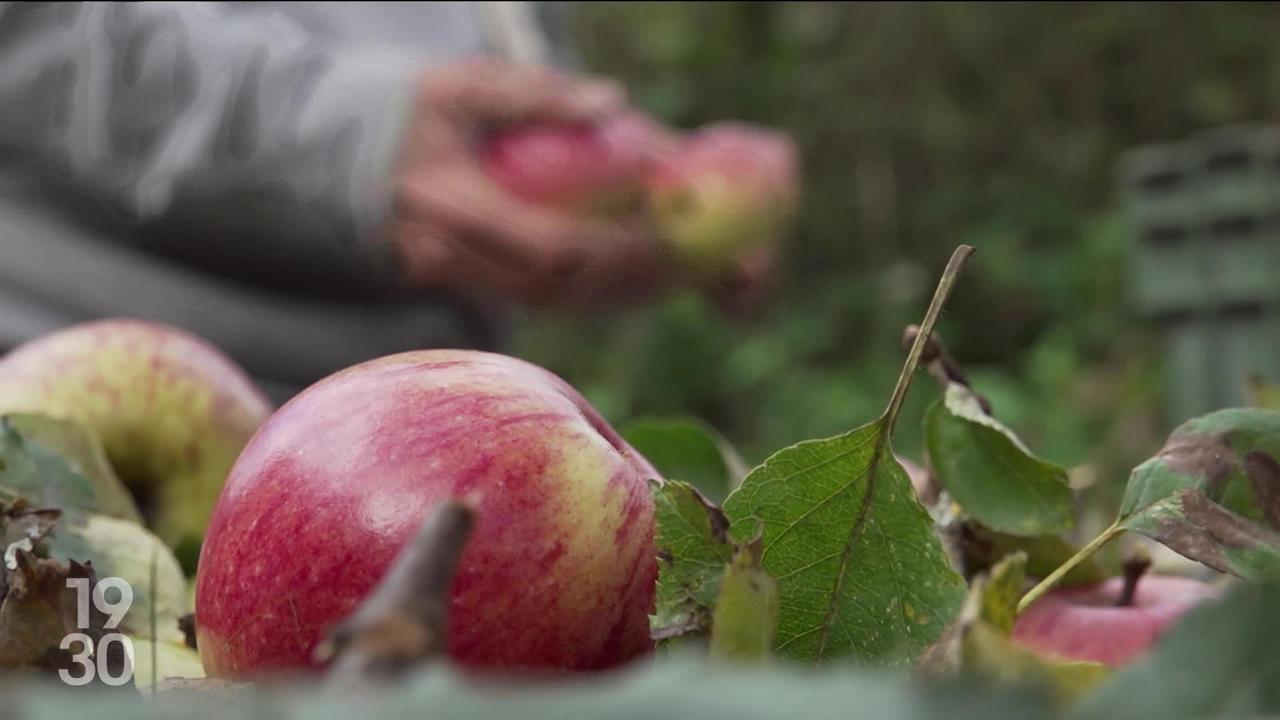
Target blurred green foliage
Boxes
[517,3,1280,493]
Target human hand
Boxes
[389,60,671,307]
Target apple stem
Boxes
[1016,523,1123,614]
[320,500,476,686]
[1115,546,1153,607]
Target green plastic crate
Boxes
[1120,124,1280,425]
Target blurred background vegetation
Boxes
[517,2,1280,498]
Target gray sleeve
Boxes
[0,2,422,295]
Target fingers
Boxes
[392,222,560,304]
[419,58,626,125]
[396,59,671,306]
[399,157,633,276]
[393,185,667,307]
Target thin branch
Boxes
[901,323,992,415]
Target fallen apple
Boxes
[648,122,799,274]
[1011,572,1220,665]
[481,111,676,216]
[195,350,660,676]
[0,319,272,557]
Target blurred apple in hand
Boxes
[1011,573,1220,665]
[483,116,800,281]
[481,111,677,216]
[648,123,799,275]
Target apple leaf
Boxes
[922,553,1109,708]
[1120,409,1280,527]
[710,540,778,664]
[925,383,1073,535]
[651,480,734,641]
[720,247,974,665]
[977,551,1025,634]
[1113,408,1280,579]
[0,414,142,524]
[623,417,744,502]
[1117,489,1280,580]
[722,421,966,664]
[1019,409,1280,611]
[1077,582,1280,719]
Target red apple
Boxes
[195,350,660,677]
[481,112,677,216]
[648,122,799,274]
[1011,574,1220,665]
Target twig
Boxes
[319,500,476,687]
[901,324,992,415]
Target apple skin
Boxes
[648,122,799,274]
[482,112,677,216]
[0,319,272,550]
[194,350,660,677]
[1011,575,1221,665]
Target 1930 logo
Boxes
[59,577,134,686]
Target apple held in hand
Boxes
[195,350,660,676]
[649,122,799,275]
[0,319,271,553]
[1011,573,1220,666]
[482,111,677,216]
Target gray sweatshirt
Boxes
[0,2,569,401]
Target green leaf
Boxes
[925,384,1073,535]
[977,551,1025,634]
[1121,409,1280,522]
[710,541,779,664]
[1019,408,1280,611]
[650,480,734,641]
[1077,582,1280,719]
[720,247,974,665]
[1116,408,1280,578]
[623,417,743,502]
[0,414,142,523]
[723,422,965,664]
[1117,489,1280,581]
